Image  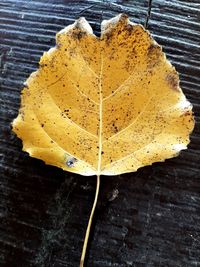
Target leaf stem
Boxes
[80,174,100,267]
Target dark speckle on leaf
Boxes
[166,72,179,91]
[72,29,87,40]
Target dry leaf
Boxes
[12,14,194,176]
[12,14,195,267]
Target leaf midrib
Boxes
[97,54,103,174]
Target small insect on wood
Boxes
[66,157,77,168]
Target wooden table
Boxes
[0,1,200,266]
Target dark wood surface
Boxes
[0,1,200,266]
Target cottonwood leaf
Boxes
[12,14,194,176]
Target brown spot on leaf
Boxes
[166,72,180,91]
[124,23,133,35]
[119,13,128,22]
[72,29,87,40]
[180,110,192,118]
[147,43,162,69]
[23,84,29,89]
[104,31,114,45]
[147,43,160,55]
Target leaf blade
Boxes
[12,14,194,176]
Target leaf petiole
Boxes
[80,174,100,267]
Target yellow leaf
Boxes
[12,14,195,267]
[12,14,194,176]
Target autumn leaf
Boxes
[12,14,194,176]
[12,14,194,266]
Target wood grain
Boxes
[0,1,200,266]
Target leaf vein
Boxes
[104,96,153,143]
[33,112,96,171]
[46,90,98,139]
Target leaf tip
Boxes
[101,13,130,35]
[74,17,93,34]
